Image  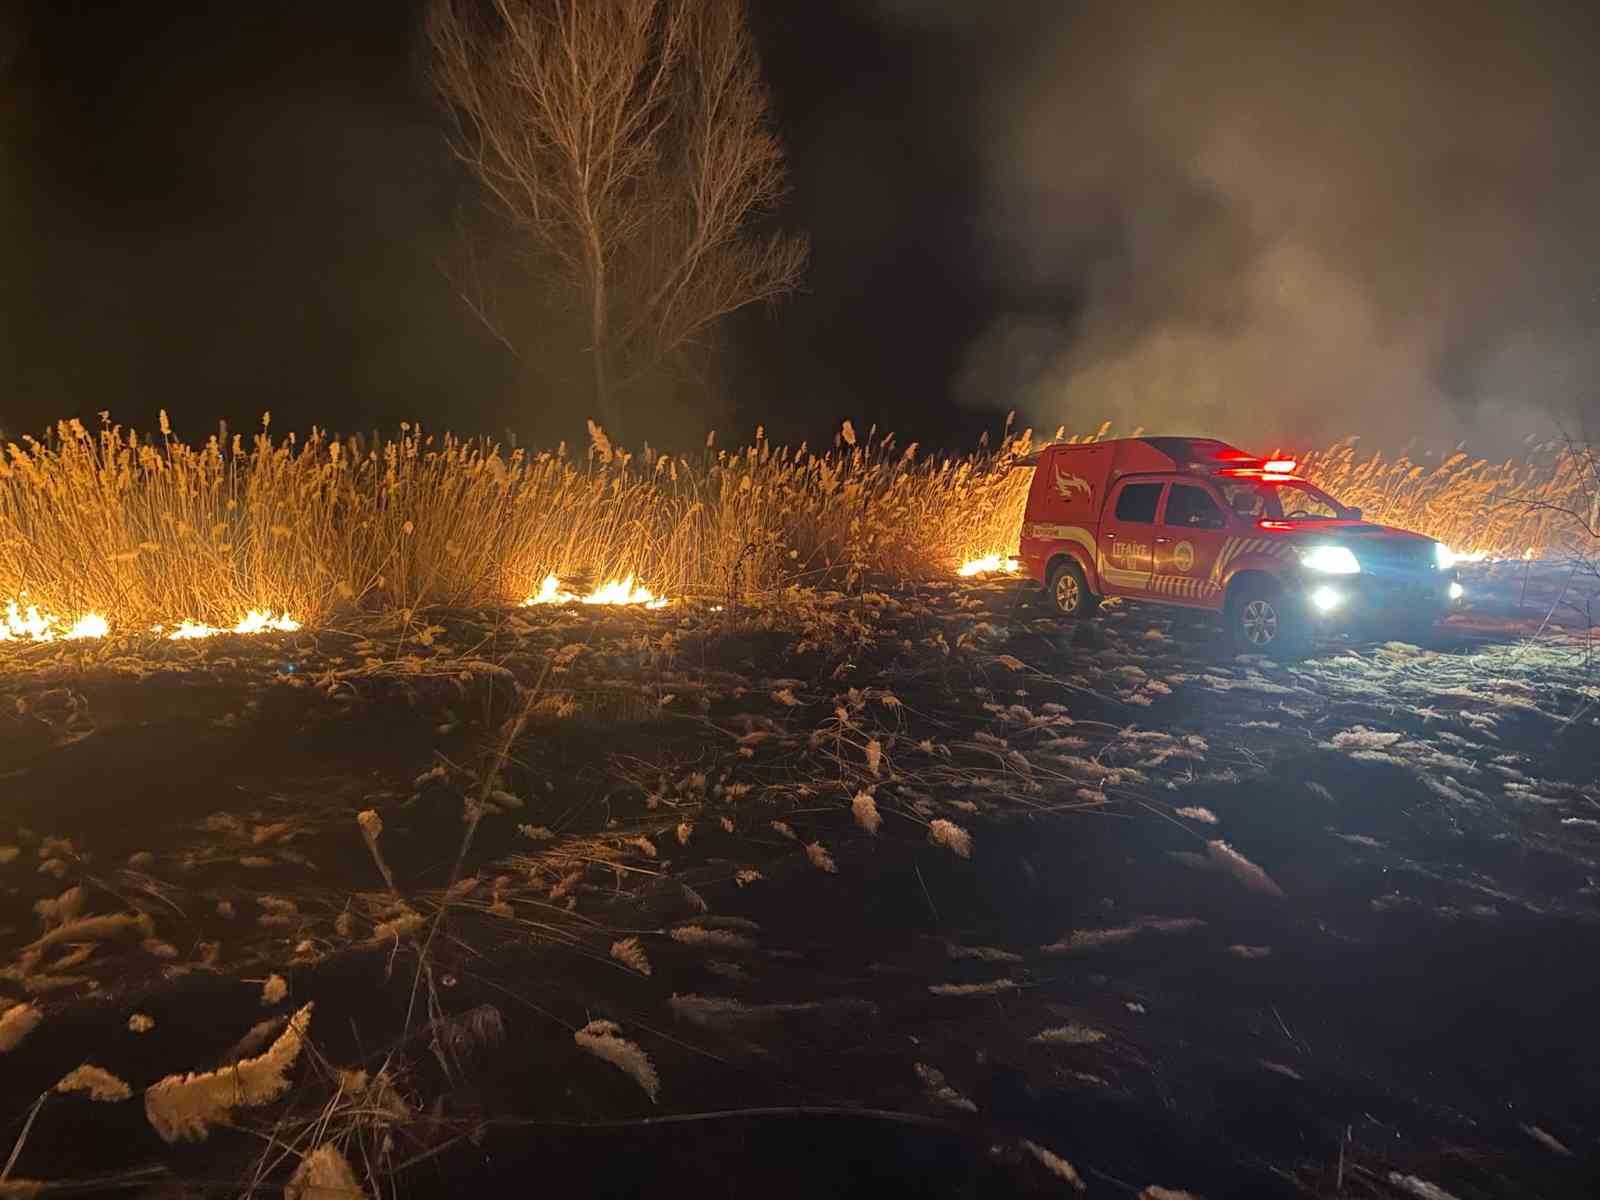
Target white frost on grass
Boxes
[0,1002,43,1052]
[55,1064,132,1102]
[1042,917,1204,954]
[1333,832,1383,848]
[1020,1139,1085,1191]
[670,926,756,952]
[928,819,972,859]
[805,841,837,873]
[1322,726,1404,751]
[285,1144,367,1200]
[928,978,1017,996]
[1387,1173,1462,1200]
[944,942,1022,964]
[371,911,425,943]
[1174,806,1218,824]
[34,885,85,927]
[25,911,153,955]
[144,1002,313,1142]
[574,1019,659,1102]
[852,791,881,835]
[1206,840,1285,897]
[610,937,652,976]
[1032,1023,1105,1045]
[914,1062,977,1112]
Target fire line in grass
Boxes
[523,574,669,609]
[0,600,109,643]
[158,612,302,640]
[0,599,303,644]
[958,556,1019,578]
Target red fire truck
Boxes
[1017,437,1464,655]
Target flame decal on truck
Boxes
[1053,468,1092,502]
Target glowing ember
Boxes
[1,600,110,643]
[958,555,1019,578]
[522,573,669,609]
[164,611,301,641]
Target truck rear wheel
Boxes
[1226,578,1309,659]
[1046,559,1098,618]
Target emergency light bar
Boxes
[1264,458,1297,473]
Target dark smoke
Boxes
[933,0,1600,452]
[4,1,1596,454]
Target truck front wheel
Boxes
[1226,578,1309,658]
[1046,559,1098,618]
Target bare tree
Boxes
[427,0,808,428]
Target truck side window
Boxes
[1113,482,1163,524]
[1164,484,1227,531]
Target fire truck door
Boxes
[1153,482,1229,606]
[1099,480,1165,595]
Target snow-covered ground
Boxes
[0,574,1594,1196]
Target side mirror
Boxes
[1348,507,1364,521]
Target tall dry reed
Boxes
[0,414,1589,633]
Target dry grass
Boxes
[0,413,1590,637]
[1295,437,1597,560]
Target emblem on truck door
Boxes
[1053,468,1092,502]
[1173,541,1196,572]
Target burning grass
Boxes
[0,413,1590,640]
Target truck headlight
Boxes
[1297,545,1361,574]
[1311,586,1344,612]
[1434,543,1457,569]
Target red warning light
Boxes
[1258,519,1295,531]
[1264,459,1297,473]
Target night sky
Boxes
[3,1,1598,453]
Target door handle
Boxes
[1103,531,1116,539]
[1154,536,1171,544]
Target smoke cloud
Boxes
[947,0,1600,451]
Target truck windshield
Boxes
[1220,479,1352,521]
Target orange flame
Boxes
[957,555,1019,578]
[522,574,669,609]
[0,600,110,643]
[162,612,302,641]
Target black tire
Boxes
[1226,578,1310,659]
[1046,558,1098,618]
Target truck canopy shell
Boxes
[1024,437,1251,526]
